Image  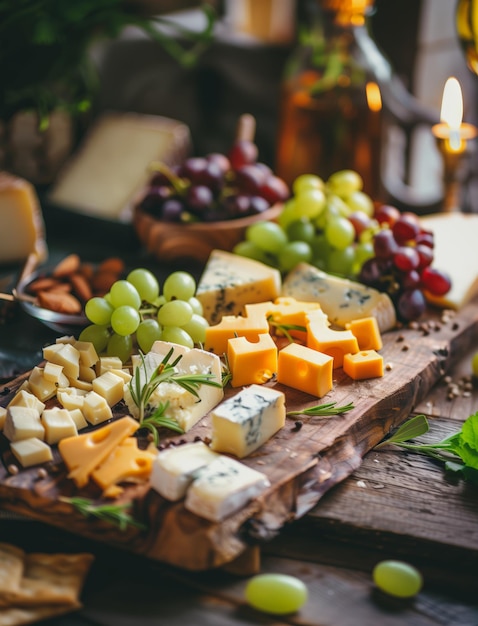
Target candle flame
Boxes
[366,81,382,112]
[440,77,463,129]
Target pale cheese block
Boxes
[3,407,44,442]
[10,438,53,467]
[420,213,478,309]
[48,112,191,221]
[41,408,78,445]
[150,441,220,501]
[210,384,286,458]
[281,263,396,332]
[0,171,47,264]
[196,249,282,325]
[184,455,270,522]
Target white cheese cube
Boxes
[96,356,123,375]
[82,391,113,425]
[68,408,88,431]
[79,365,97,383]
[56,387,87,411]
[41,408,78,444]
[3,406,44,442]
[150,441,220,501]
[44,342,80,380]
[43,361,64,384]
[7,389,45,414]
[92,371,124,407]
[74,340,99,368]
[28,366,69,402]
[210,384,286,458]
[184,456,270,522]
[10,438,53,467]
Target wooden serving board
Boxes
[1,301,478,571]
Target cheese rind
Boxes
[150,441,220,501]
[282,263,396,332]
[210,384,286,458]
[184,456,270,522]
[196,249,281,325]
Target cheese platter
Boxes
[1,285,477,571]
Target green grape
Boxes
[327,246,355,276]
[325,215,356,250]
[110,305,140,336]
[472,352,478,377]
[278,241,312,273]
[85,297,113,326]
[188,296,203,316]
[157,300,193,327]
[286,218,315,243]
[136,319,162,353]
[109,280,141,310]
[246,221,288,254]
[294,188,326,220]
[372,560,423,598]
[160,326,194,349]
[347,190,374,217]
[233,240,274,265]
[292,173,324,195]
[310,233,332,261]
[277,199,301,231]
[245,573,308,615]
[327,169,363,198]
[181,313,209,344]
[327,193,351,217]
[353,241,374,274]
[127,268,160,302]
[163,271,196,301]
[107,332,133,363]
[78,324,110,353]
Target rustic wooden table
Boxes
[1,219,477,626]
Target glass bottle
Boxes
[276,0,391,199]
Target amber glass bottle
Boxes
[276,0,388,198]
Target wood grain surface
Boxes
[1,301,478,572]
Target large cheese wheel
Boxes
[0,171,47,265]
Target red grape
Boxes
[392,213,420,244]
[373,229,399,259]
[397,288,426,321]
[393,246,420,272]
[375,204,400,227]
[420,267,451,296]
[259,175,290,205]
[228,140,258,170]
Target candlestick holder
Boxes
[432,122,477,212]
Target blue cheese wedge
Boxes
[196,249,282,325]
[210,384,286,458]
[281,263,396,332]
[184,455,270,522]
[124,341,224,432]
[150,441,220,501]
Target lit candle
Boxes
[432,76,477,154]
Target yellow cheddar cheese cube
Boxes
[277,342,333,398]
[92,371,125,407]
[204,309,269,356]
[41,407,78,444]
[246,297,321,342]
[306,309,359,368]
[345,316,382,351]
[227,333,277,387]
[82,391,113,425]
[343,350,384,380]
[10,438,53,468]
[91,436,156,494]
[58,416,139,488]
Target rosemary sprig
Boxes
[141,401,184,446]
[287,401,355,417]
[60,497,146,532]
[128,347,222,425]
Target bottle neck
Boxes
[318,0,375,27]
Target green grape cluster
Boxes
[233,170,377,277]
[79,269,208,362]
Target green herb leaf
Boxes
[287,401,354,417]
[374,414,430,449]
[60,497,146,531]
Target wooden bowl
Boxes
[133,203,283,264]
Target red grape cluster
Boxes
[358,205,451,321]
[137,138,290,223]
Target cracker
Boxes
[0,543,25,600]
